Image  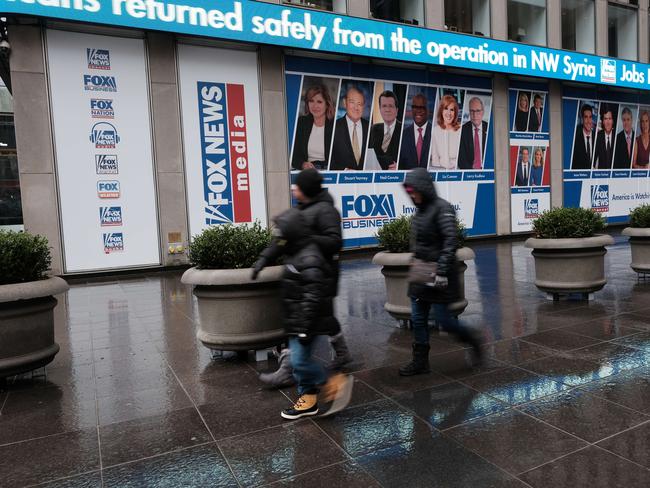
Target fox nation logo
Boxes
[97,180,120,199]
[95,155,118,175]
[83,74,117,92]
[591,185,609,212]
[87,49,111,70]
[99,206,122,226]
[103,233,124,254]
[90,122,120,148]
[90,99,114,119]
[341,194,396,229]
[524,199,539,219]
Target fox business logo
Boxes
[95,154,118,174]
[90,122,120,148]
[83,74,117,92]
[591,185,609,212]
[87,49,111,70]
[90,99,114,119]
[103,232,124,254]
[524,198,539,219]
[99,206,122,226]
[341,194,396,229]
[97,180,120,199]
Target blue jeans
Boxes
[289,336,327,396]
[411,298,465,345]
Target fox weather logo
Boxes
[83,74,117,92]
[99,206,122,226]
[591,185,609,212]
[90,122,120,148]
[341,194,396,229]
[524,199,539,219]
[103,233,124,254]
[87,49,111,70]
[95,155,118,174]
[97,181,120,199]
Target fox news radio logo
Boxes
[87,49,111,70]
[524,198,539,219]
[83,74,117,92]
[90,122,120,148]
[103,233,124,254]
[97,180,120,199]
[341,194,396,229]
[90,99,114,119]
[99,206,122,226]
[95,155,118,174]
[591,185,609,212]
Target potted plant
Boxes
[181,223,285,352]
[0,231,68,378]
[525,207,613,299]
[372,216,475,324]
[622,204,650,274]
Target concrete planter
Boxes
[181,266,285,351]
[525,234,615,297]
[0,277,69,378]
[372,247,475,323]
[622,227,650,274]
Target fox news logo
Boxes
[95,154,118,174]
[341,194,396,229]
[87,49,111,70]
[591,185,609,212]
[99,206,122,226]
[90,99,114,119]
[103,232,124,254]
[524,199,539,219]
[83,74,117,92]
[600,59,617,84]
[97,180,120,199]
[90,122,120,148]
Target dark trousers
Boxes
[411,297,470,345]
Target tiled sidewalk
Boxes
[1,235,650,487]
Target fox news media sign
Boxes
[178,45,267,235]
[47,30,160,272]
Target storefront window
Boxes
[282,0,347,14]
[561,0,595,53]
[444,0,490,36]
[0,79,22,229]
[608,2,637,60]
[370,0,425,26]
[507,0,547,46]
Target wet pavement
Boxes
[2,234,650,487]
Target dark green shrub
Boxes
[532,207,606,238]
[629,204,650,228]
[0,231,52,285]
[376,215,467,252]
[188,222,272,270]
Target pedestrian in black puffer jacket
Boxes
[399,168,482,376]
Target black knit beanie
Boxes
[295,168,323,198]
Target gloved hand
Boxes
[251,257,267,280]
[433,275,448,289]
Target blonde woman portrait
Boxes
[633,110,650,168]
[429,94,461,170]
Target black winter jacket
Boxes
[405,168,460,303]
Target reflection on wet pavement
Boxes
[2,236,650,487]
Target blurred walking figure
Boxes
[399,168,483,376]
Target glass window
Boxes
[608,3,637,60]
[507,0,547,46]
[0,83,22,229]
[561,0,595,53]
[370,1,425,26]
[282,0,347,14]
[444,0,490,36]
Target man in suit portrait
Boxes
[571,104,596,169]
[368,90,402,170]
[593,104,616,169]
[514,147,531,186]
[614,106,634,168]
[458,96,488,169]
[528,94,544,132]
[398,93,432,170]
[330,86,370,171]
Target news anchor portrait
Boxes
[592,103,617,169]
[633,109,650,168]
[399,91,433,170]
[613,106,635,169]
[514,147,532,186]
[571,103,597,170]
[290,82,335,171]
[429,94,461,170]
[368,90,403,170]
[514,91,530,132]
[330,84,371,171]
[529,147,544,186]
[457,96,488,170]
[527,93,544,132]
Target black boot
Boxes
[399,343,430,376]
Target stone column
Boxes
[595,0,608,56]
[549,80,563,209]
[492,74,511,235]
[639,0,648,63]
[490,0,508,40]
[348,0,370,18]
[547,0,561,49]
[425,0,444,30]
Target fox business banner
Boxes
[508,83,551,232]
[563,87,650,223]
[46,30,160,272]
[177,44,266,236]
[285,57,496,247]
